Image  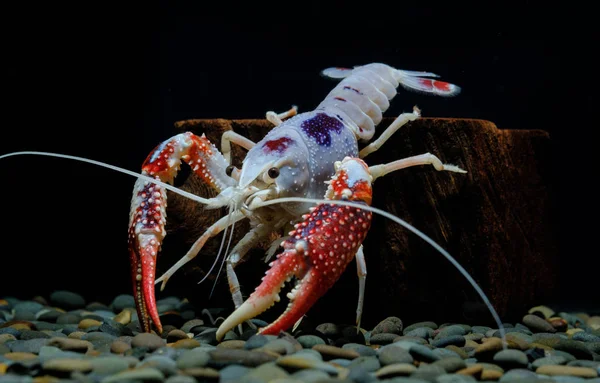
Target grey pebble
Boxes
[347,365,377,383]
[240,362,289,382]
[493,349,529,368]
[342,343,376,357]
[567,359,600,369]
[12,301,44,314]
[555,339,595,360]
[547,349,577,362]
[393,335,431,345]
[573,332,600,343]
[434,325,466,340]
[83,332,116,343]
[176,348,210,369]
[532,332,565,341]
[9,338,50,354]
[515,323,534,335]
[99,319,131,337]
[291,368,331,382]
[259,338,296,355]
[138,354,178,375]
[522,314,556,333]
[102,366,165,382]
[220,364,251,382]
[208,348,277,367]
[295,348,323,361]
[436,373,477,382]
[110,294,135,312]
[498,368,541,381]
[411,364,446,380]
[90,356,130,375]
[153,346,181,360]
[56,313,80,325]
[372,316,403,335]
[532,355,567,368]
[131,332,165,350]
[432,335,465,348]
[329,358,352,366]
[13,310,36,321]
[0,328,20,337]
[432,348,462,359]
[471,325,492,334]
[408,343,441,362]
[404,321,438,334]
[30,321,63,332]
[0,344,10,355]
[165,376,197,383]
[348,355,381,372]
[586,341,600,354]
[50,290,86,309]
[550,377,588,383]
[297,334,325,348]
[244,334,270,350]
[432,356,466,372]
[405,327,434,339]
[379,345,414,365]
[370,332,398,345]
[18,330,50,340]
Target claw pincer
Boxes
[128,133,234,333]
[216,157,374,340]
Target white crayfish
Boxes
[1,63,507,343]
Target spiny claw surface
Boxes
[216,157,374,340]
[128,178,167,334]
[128,132,234,333]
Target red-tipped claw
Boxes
[128,132,234,333]
[216,157,374,340]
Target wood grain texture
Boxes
[159,117,556,328]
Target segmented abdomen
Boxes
[316,63,402,141]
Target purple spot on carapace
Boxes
[336,114,344,121]
[343,86,363,95]
[301,113,344,146]
[263,137,294,153]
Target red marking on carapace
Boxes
[334,97,347,102]
[263,136,294,153]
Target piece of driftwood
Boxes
[158,117,556,328]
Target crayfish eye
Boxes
[267,167,280,179]
[226,165,235,177]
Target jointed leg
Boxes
[355,245,367,330]
[369,152,467,181]
[221,131,256,165]
[155,210,247,291]
[359,106,421,158]
[266,105,298,126]
[226,221,285,309]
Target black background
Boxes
[1,3,597,312]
